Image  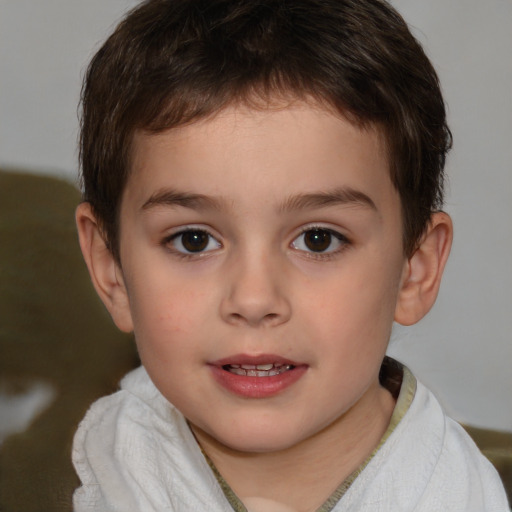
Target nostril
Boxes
[227,311,281,327]
[220,281,292,326]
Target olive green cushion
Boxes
[0,170,138,512]
[463,424,512,505]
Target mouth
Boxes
[210,354,305,397]
[222,363,294,377]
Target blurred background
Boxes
[0,2,510,506]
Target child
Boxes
[73,0,509,510]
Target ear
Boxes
[75,202,134,332]
[394,212,453,326]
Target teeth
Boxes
[256,364,274,370]
[224,363,293,377]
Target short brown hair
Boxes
[80,0,451,261]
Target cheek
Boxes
[130,260,210,312]
[301,260,402,344]
[127,274,215,351]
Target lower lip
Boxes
[209,365,308,399]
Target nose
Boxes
[220,250,292,328]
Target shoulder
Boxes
[338,367,509,511]
[72,366,221,511]
[73,365,192,463]
[72,366,180,480]
[388,376,509,511]
[410,380,509,510]
[73,366,180,450]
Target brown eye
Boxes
[303,229,332,252]
[291,227,347,254]
[170,229,221,254]
[181,231,209,252]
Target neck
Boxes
[191,382,395,512]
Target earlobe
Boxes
[75,202,134,333]
[394,212,453,326]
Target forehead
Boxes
[125,103,396,217]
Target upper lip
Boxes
[211,354,301,367]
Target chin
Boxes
[207,421,311,454]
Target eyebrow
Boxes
[278,187,378,214]
[141,186,378,215]
[141,189,224,211]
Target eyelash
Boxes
[162,227,221,259]
[290,226,351,260]
[161,225,351,261]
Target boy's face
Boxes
[116,103,408,453]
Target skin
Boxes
[77,102,452,512]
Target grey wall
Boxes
[387,0,512,431]
[1,0,510,431]
[0,0,139,178]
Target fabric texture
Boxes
[0,170,139,512]
[72,364,509,512]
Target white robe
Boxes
[72,365,509,511]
